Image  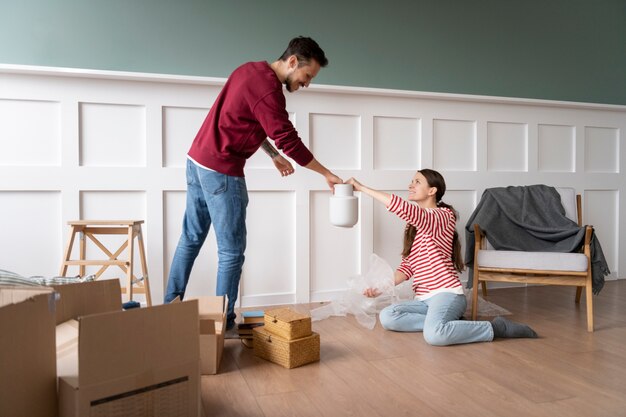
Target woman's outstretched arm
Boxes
[346,177,391,206]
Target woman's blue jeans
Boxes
[165,160,248,329]
[379,292,494,346]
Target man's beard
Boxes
[284,74,293,92]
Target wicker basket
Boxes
[253,327,320,369]
[264,308,312,340]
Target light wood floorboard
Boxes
[202,280,626,417]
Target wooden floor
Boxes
[202,280,626,417]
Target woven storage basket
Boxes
[253,327,320,369]
[264,308,312,340]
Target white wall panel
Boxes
[538,124,575,172]
[487,122,528,172]
[584,127,619,173]
[0,67,624,308]
[0,99,61,166]
[310,190,360,301]
[80,103,146,167]
[310,113,360,170]
[162,106,209,168]
[373,117,421,170]
[241,191,296,306]
[0,191,61,276]
[433,119,477,171]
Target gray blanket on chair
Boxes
[464,185,609,294]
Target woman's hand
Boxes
[363,287,381,298]
[346,177,363,192]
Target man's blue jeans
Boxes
[165,159,248,330]
[379,292,494,346]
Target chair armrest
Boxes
[473,224,486,250]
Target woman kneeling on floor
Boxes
[346,169,537,346]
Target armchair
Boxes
[469,187,595,332]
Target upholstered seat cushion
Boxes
[477,250,588,272]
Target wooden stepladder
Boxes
[59,220,152,306]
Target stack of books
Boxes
[239,310,264,348]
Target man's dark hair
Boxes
[278,36,328,67]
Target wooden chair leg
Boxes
[575,286,583,303]
[586,283,594,332]
[481,281,488,297]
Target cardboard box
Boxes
[188,296,226,375]
[253,326,320,369]
[54,280,201,417]
[0,285,58,417]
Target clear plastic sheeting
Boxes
[311,254,405,329]
[0,269,96,286]
[310,254,511,330]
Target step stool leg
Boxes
[127,225,135,302]
[137,226,152,306]
[60,225,78,276]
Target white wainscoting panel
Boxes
[0,99,61,166]
[487,122,528,172]
[310,113,361,170]
[162,106,209,168]
[433,119,477,171]
[0,65,624,309]
[584,127,619,173]
[310,190,361,301]
[538,124,575,172]
[373,117,421,170]
[0,191,62,276]
[79,103,146,167]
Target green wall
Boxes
[1,0,625,105]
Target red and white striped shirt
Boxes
[387,194,463,300]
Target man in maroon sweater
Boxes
[165,37,342,331]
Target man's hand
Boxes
[272,155,295,177]
[325,172,343,191]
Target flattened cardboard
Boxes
[0,287,57,417]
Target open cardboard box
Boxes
[53,280,201,417]
[0,285,58,417]
[184,295,227,375]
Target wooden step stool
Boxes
[59,220,152,306]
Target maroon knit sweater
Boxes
[187,61,314,177]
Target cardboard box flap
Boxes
[189,296,226,323]
[199,319,215,335]
[78,299,200,387]
[52,279,122,325]
[0,285,54,308]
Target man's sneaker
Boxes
[224,326,239,339]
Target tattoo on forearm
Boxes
[261,140,279,159]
